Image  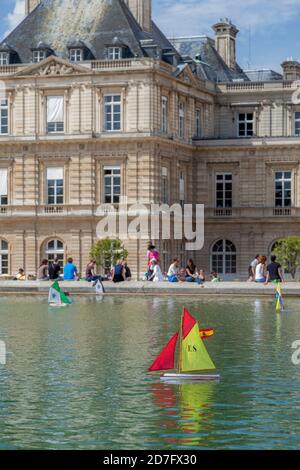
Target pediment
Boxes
[16,55,89,77]
[175,64,199,87]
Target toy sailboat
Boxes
[48,281,72,307]
[149,308,220,382]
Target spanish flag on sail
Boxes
[275,283,284,312]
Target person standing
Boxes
[255,256,267,283]
[64,258,78,281]
[265,256,284,284]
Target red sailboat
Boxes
[149,308,220,382]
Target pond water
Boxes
[0,294,300,450]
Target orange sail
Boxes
[149,332,179,372]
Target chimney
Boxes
[281,58,300,81]
[212,18,239,70]
[25,0,40,15]
[125,0,152,32]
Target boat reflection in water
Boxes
[150,380,217,448]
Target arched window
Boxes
[45,239,65,267]
[0,239,9,275]
[211,239,236,275]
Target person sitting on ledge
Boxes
[85,259,102,283]
[49,257,61,281]
[186,259,199,283]
[64,258,78,281]
[210,272,221,283]
[122,260,132,281]
[112,260,125,283]
[148,259,164,282]
[38,259,49,281]
[167,258,180,283]
[15,268,26,281]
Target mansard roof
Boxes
[169,36,249,83]
[244,69,283,82]
[0,0,180,64]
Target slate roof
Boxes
[244,69,283,82]
[169,36,249,83]
[0,0,180,64]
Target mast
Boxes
[178,311,184,373]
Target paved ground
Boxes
[0,280,299,296]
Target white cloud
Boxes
[154,0,300,36]
[3,0,25,39]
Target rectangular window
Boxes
[162,167,169,204]
[179,173,185,205]
[295,112,300,136]
[216,174,232,208]
[161,97,168,133]
[179,103,185,138]
[238,113,254,137]
[104,95,121,132]
[0,169,8,205]
[195,109,201,137]
[275,171,292,208]
[104,167,121,204]
[0,240,8,275]
[0,52,9,65]
[107,47,122,60]
[47,96,64,133]
[69,49,83,62]
[32,50,46,63]
[0,99,8,135]
[47,168,64,205]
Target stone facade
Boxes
[0,1,300,280]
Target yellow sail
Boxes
[181,322,216,372]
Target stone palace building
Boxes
[0,0,300,279]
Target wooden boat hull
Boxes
[161,373,220,382]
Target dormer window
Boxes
[108,47,122,60]
[69,48,83,62]
[32,50,46,63]
[31,42,53,63]
[0,52,9,65]
[67,41,92,62]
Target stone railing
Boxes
[218,80,298,93]
[206,207,297,218]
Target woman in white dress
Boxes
[148,259,164,282]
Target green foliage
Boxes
[272,237,300,279]
[90,238,128,271]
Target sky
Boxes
[1,0,300,72]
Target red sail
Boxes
[182,308,197,339]
[149,332,179,372]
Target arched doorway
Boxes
[0,239,9,275]
[45,239,65,268]
[211,239,237,275]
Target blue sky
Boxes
[1,0,300,72]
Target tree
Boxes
[272,236,300,279]
[90,238,128,273]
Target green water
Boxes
[0,295,300,450]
